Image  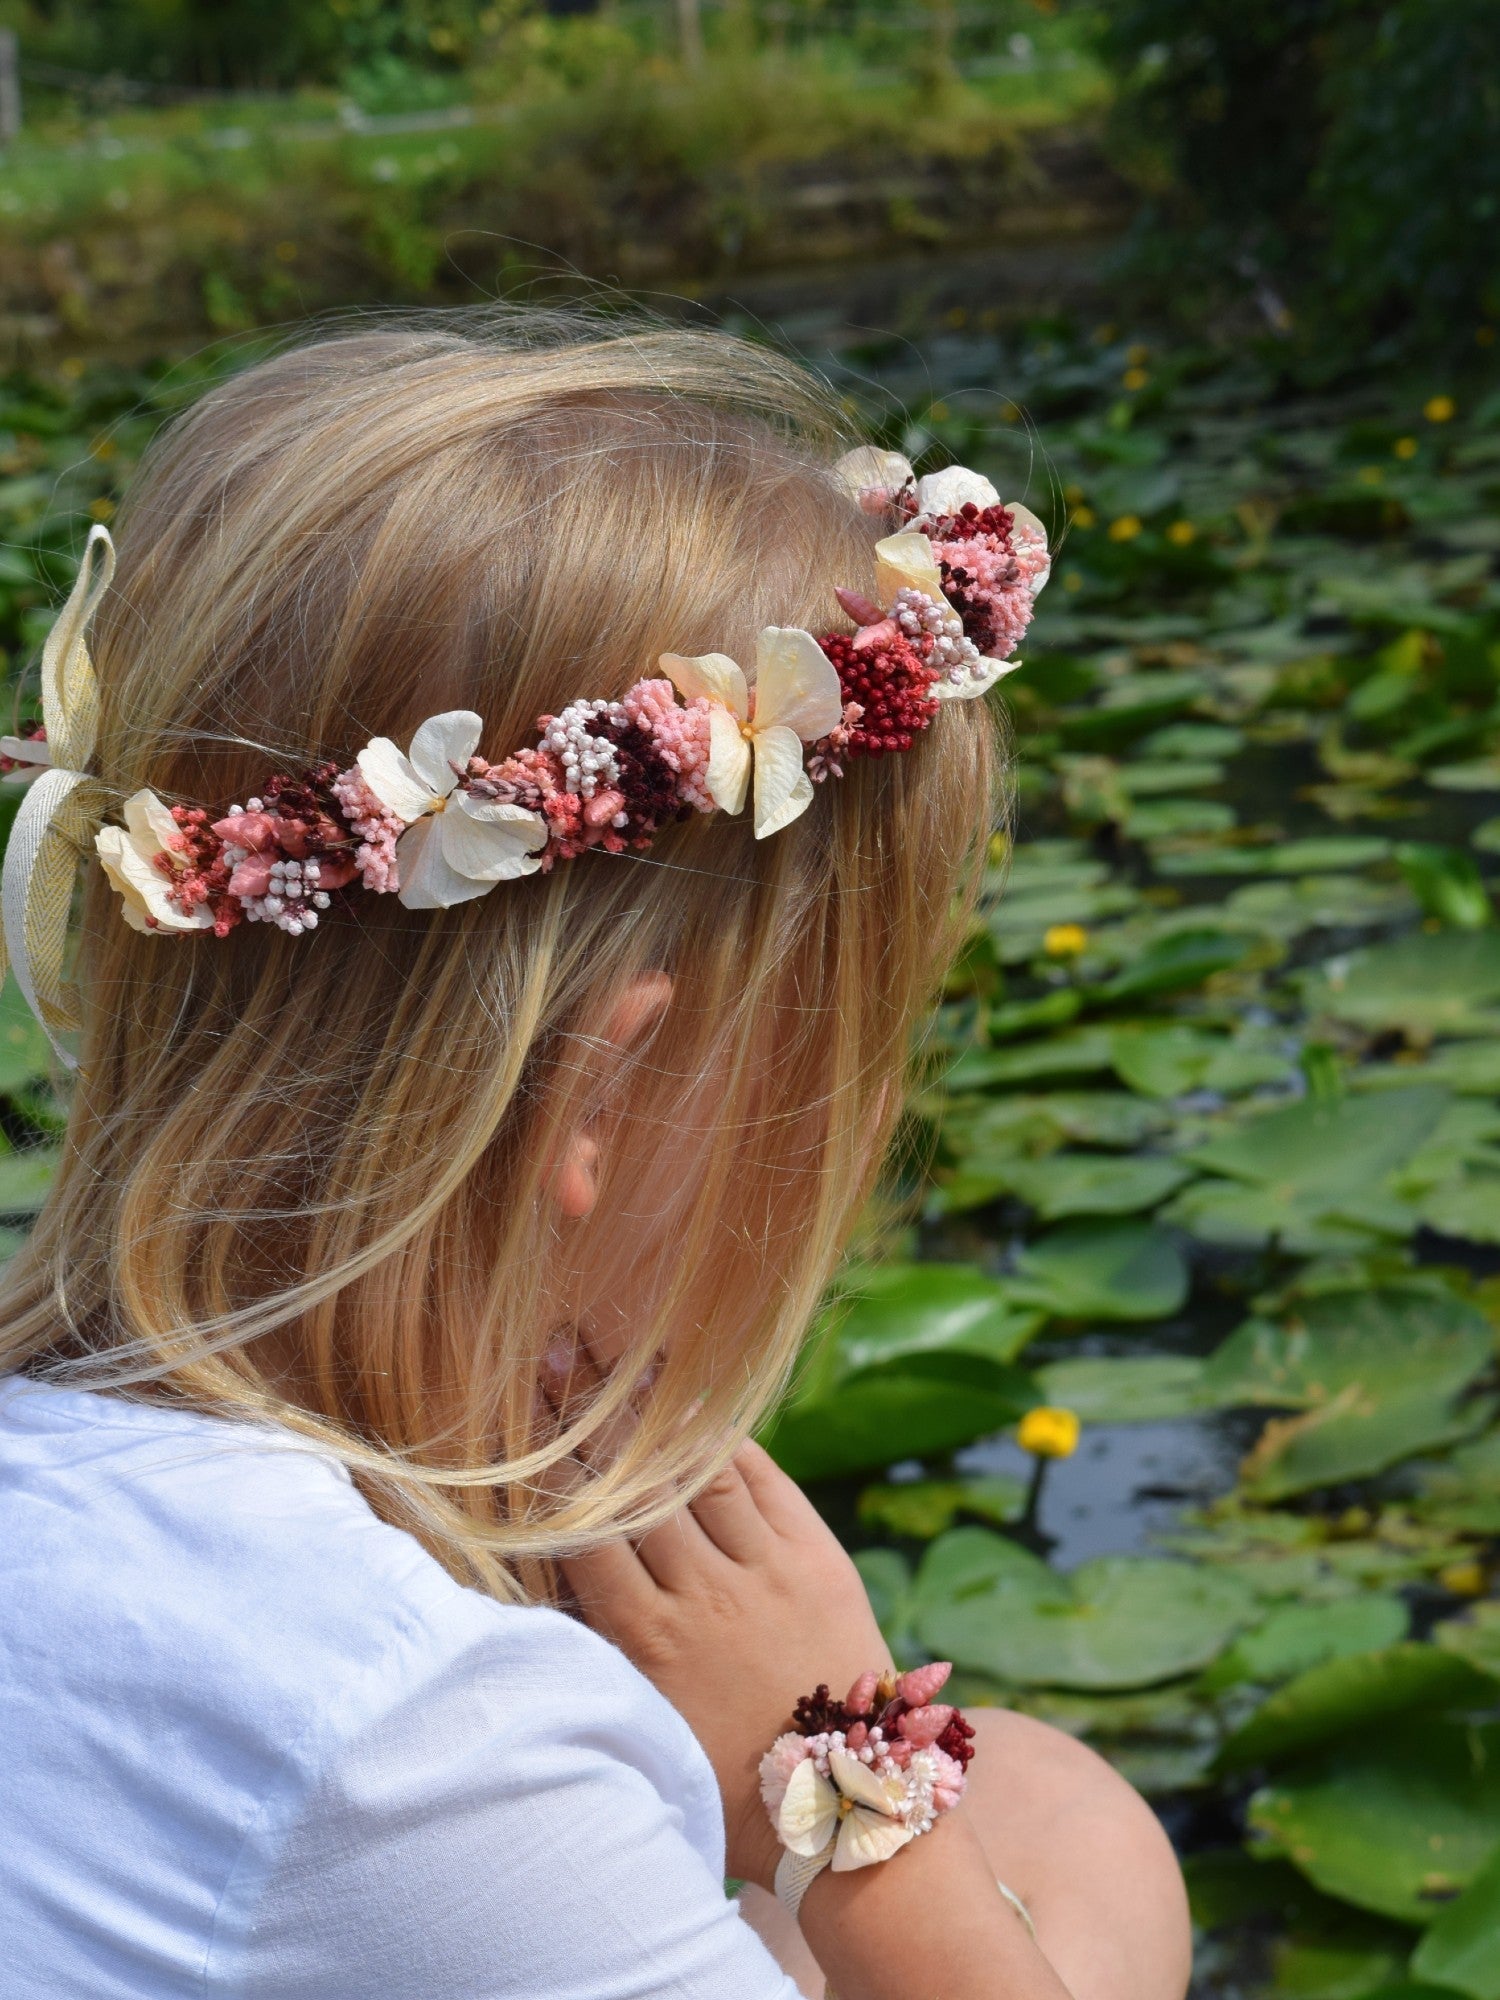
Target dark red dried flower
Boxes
[791,1684,859,1737]
[818,631,939,758]
[935,1710,976,1772]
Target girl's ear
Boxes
[548,973,674,1220]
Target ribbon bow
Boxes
[0,525,115,1067]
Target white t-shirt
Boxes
[0,1374,802,1998]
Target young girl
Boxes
[0,316,1190,2000]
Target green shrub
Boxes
[1095,0,1500,355]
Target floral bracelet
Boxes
[758,1662,975,1918]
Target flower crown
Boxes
[0,450,1046,1061]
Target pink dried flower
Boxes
[758,1732,811,1817]
[845,1670,881,1717]
[331,765,403,896]
[896,1662,951,1707]
[896,1703,954,1748]
[621,679,714,813]
[928,1745,967,1812]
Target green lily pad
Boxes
[1125,798,1237,840]
[1302,931,1500,1039]
[945,1027,1118,1090]
[826,1263,1043,1376]
[0,978,52,1096]
[1204,1284,1495,1497]
[1165,1180,1396,1256]
[1218,1644,1496,1773]
[1118,758,1227,796]
[1248,1716,1500,1923]
[1006,1219,1190,1323]
[1036,1354,1209,1422]
[857,1474,1026,1541]
[1200,1596,1409,1694]
[1092,926,1252,1004]
[1224,874,1416,941]
[991,1150,1193,1220]
[1111,1022,1296,1098]
[1435,1602,1500,1684]
[1412,1436,1500,1535]
[1416,1170,1500,1244]
[763,1352,1037,1484]
[916,1535,1257,1690]
[1188,1087,1448,1205]
[1412,1845,1500,2000]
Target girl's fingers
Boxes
[560,1534,658,1638]
[732,1438,816,1537]
[633,1500,723,1592]
[688,1456,772,1564]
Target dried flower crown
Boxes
[0,451,1047,1063]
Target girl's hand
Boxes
[561,1439,893,1890]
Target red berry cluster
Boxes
[818,631,939,758]
[153,806,240,936]
[935,1710,976,1772]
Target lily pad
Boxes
[1006,1219,1190,1323]
[1111,1022,1296,1098]
[0,1144,63,1216]
[1302,931,1500,1039]
[0,978,52,1096]
[1217,1644,1496,1773]
[826,1263,1043,1375]
[1204,1284,1495,1497]
[1036,1354,1209,1422]
[945,1027,1118,1090]
[857,1474,1026,1541]
[1187,1087,1448,1207]
[1200,1596,1409,1693]
[1248,1716,1500,1923]
[1435,1602,1500,1684]
[991,1151,1192,1220]
[763,1352,1038,1483]
[1412,1845,1500,2000]
[916,1534,1257,1690]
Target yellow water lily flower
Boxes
[661,628,844,840]
[1018,1406,1081,1460]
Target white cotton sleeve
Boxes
[207,1601,805,2000]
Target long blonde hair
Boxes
[0,313,999,1601]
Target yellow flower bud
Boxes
[1393,436,1418,460]
[1423,395,1456,423]
[1043,922,1089,958]
[1166,520,1196,546]
[1122,367,1150,392]
[1018,1407,1081,1460]
[1438,1559,1487,1598]
[1108,515,1142,542]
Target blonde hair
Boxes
[0,312,999,1601]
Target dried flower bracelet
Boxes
[757,1662,975,1918]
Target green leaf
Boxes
[1092,926,1251,1004]
[854,1548,917,1661]
[917,1542,1257,1691]
[1111,1022,1295,1098]
[0,1145,63,1216]
[762,1352,1036,1483]
[1248,1716,1500,1924]
[1006,1219,1190,1323]
[1200,1596,1409,1694]
[1412,1845,1500,1999]
[1218,1644,1495,1773]
[857,1474,1026,1541]
[1302,932,1500,1039]
[990,1150,1192,1220]
[1396,845,1495,930]
[828,1264,1043,1374]
[1036,1354,1209,1422]
[1188,1088,1449,1203]
[944,1028,1118,1090]
[1435,1602,1500,1684]
[0,977,53,1096]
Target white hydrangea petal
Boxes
[828,1748,903,1814]
[751,724,813,840]
[916,465,1000,516]
[393,813,493,910]
[442,793,547,882]
[832,1807,914,1872]
[875,531,945,607]
[660,651,750,722]
[753,628,844,743]
[122,788,182,859]
[407,711,483,798]
[357,737,436,823]
[1007,500,1052,594]
[777,1758,840,1859]
[832,446,914,501]
[930,657,1022,701]
[705,705,752,815]
[96,822,210,930]
[0,735,51,768]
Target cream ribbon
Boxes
[0,525,115,1067]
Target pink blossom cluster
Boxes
[330,767,404,895]
[924,501,1044,664]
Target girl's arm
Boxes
[563,1441,1077,2000]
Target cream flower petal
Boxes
[827,1749,904,1813]
[875,530,946,607]
[408,710,483,798]
[832,1806,915,1872]
[0,735,50,768]
[752,723,813,840]
[393,813,495,910]
[930,657,1023,701]
[660,652,750,722]
[777,1758,840,1859]
[95,822,211,931]
[1008,500,1051,594]
[357,737,436,824]
[441,792,547,883]
[832,446,915,502]
[705,704,752,816]
[122,788,183,859]
[916,465,1000,516]
[753,628,844,743]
